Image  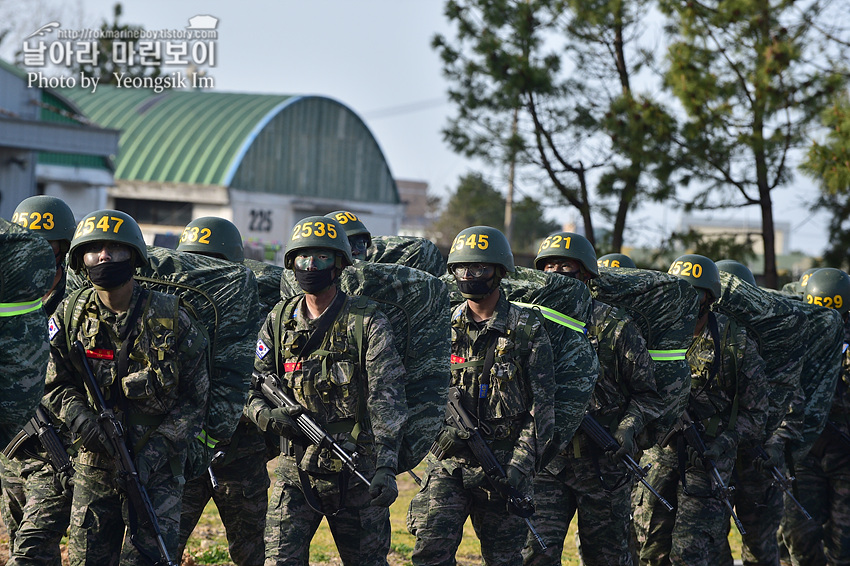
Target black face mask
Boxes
[87,259,134,290]
[457,275,498,302]
[294,267,336,294]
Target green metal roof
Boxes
[60,86,399,204]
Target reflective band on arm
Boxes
[197,429,219,449]
[511,302,587,335]
[648,349,687,361]
[0,298,42,317]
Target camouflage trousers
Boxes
[718,455,784,566]
[407,457,529,566]
[521,449,634,566]
[0,452,71,566]
[178,428,270,566]
[779,433,850,565]
[265,454,389,566]
[632,444,735,566]
[69,457,184,566]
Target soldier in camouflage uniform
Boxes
[715,259,796,566]
[325,210,371,260]
[408,226,555,566]
[246,215,407,566]
[0,196,77,566]
[633,254,768,566]
[781,268,850,565]
[175,217,269,566]
[42,209,210,565]
[523,233,663,566]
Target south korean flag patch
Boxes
[256,339,270,359]
[47,317,59,340]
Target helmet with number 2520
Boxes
[668,254,721,300]
[284,216,353,269]
[68,209,148,271]
[447,226,514,272]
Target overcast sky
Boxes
[8,0,831,255]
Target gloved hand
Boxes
[70,412,114,456]
[434,426,469,459]
[754,441,785,473]
[256,405,302,438]
[369,467,398,507]
[703,431,738,465]
[613,423,638,461]
[494,464,526,495]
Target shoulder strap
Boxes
[64,287,94,353]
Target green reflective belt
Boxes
[648,349,687,361]
[197,429,218,449]
[511,302,587,335]
[0,298,42,317]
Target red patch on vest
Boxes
[450,355,466,364]
[86,348,114,360]
[284,362,302,372]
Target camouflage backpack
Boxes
[68,247,260,480]
[444,265,599,465]
[243,258,285,320]
[281,261,451,472]
[0,219,56,447]
[763,288,844,461]
[712,272,807,440]
[365,235,446,278]
[590,266,700,445]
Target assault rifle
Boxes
[434,386,547,550]
[71,341,176,566]
[252,372,371,487]
[3,405,73,486]
[579,413,673,511]
[663,409,746,535]
[752,445,811,520]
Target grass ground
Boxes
[0,460,743,565]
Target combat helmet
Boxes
[177,217,244,262]
[804,267,850,315]
[715,259,757,287]
[597,253,636,269]
[534,232,598,277]
[68,209,148,271]
[325,210,371,247]
[668,254,721,300]
[284,216,353,269]
[447,226,514,272]
[800,267,821,289]
[12,195,76,250]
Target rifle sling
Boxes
[476,334,499,428]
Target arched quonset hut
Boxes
[62,86,402,259]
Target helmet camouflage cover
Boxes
[12,195,76,246]
[177,216,245,263]
[668,254,721,300]
[68,209,148,271]
[284,216,353,269]
[447,226,514,272]
[805,267,850,315]
[534,232,599,276]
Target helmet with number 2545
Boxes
[447,226,514,272]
